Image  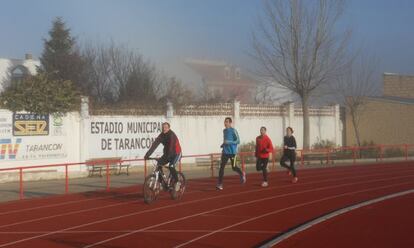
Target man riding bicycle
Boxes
[144,122,182,189]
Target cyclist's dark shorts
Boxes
[157,153,182,168]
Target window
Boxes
[224,66,230,80]
[11,66,28,83]
[235,67,241,79]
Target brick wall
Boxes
[383,74,414,98]
[346,99,414,145]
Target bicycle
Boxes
[143,158,186,204]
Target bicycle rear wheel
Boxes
[170,172,186,200]
[143,174,159,204]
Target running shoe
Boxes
[241,172,246,184]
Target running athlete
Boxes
[255,126,274,187]
[144,122,182,187]
[216,117,246,190]
[280,127,298,183]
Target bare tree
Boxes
[82,41,162,105]
[107,41,135,100]
[198,79,225,104]
[83,43,115,103]
[254,80,297,104]
[335,55,379,147]
[252,0,350,148]
[255,83,275,104]
[158,77,195,107]
[122,57,159,104]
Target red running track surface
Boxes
[0,162,413,248]
[274,188,414,248]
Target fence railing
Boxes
[294,106,336,116]
[174,104,233,116]
[90,107,165,116]
[1,144,412,200]
[240,104,286,117]
[297,144,414,166]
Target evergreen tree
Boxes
[40,17,86,93]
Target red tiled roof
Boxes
[185,60,256,87]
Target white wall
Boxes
[0,101,341,171]
[294,115,338,148]
[86,115,166,159]
[170,116,225,155]
[236,117,285,147]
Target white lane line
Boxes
[173,184,414,248]
[0,229,281,235]
[1,167,410,230]
[0,191,138,216]
[259,189,414,248]
[0,163,400,216]
[82,176,414,248]
[1,169,413,248]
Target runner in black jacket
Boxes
[280,127,298,183]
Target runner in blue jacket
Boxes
[216,117,246,190]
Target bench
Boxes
[302,148,382,165]
[302,152,336,165]
[85,157,130,177]
[195,156,220,168]
[335,148,381,162]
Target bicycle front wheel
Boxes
[170,172,186,200]
[143,174,160,204]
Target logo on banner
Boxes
[13,114,49,136]
[0,116,12,135]
[53,116,63,127]
[52,115,65,136]
[0,138,22,160]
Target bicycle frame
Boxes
[144,157,186,204]
[150,159,172,190]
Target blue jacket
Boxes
[222,127,240,155]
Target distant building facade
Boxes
[383,73,414,98]
[345,73,414,145]
[185,59,258,103]
[0,54,40,92]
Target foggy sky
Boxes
[1,0,413,85]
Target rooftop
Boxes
[0,55,40,92]
[366,96,414,105]
[184,58,256,86]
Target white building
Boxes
[0,54,40,92]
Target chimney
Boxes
[235,67,241,79]
[224,66,230,80]
[25,53,33,60]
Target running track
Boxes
[0,162,413,247]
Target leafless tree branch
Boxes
[252,0,350,148]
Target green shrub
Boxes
[384,147,404,158]
[238,141,255,153]
[238,141,256,163]
[0,73,80,115]
[312,139,335,149]
[359,141,378,159]
[333,149,353,159]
